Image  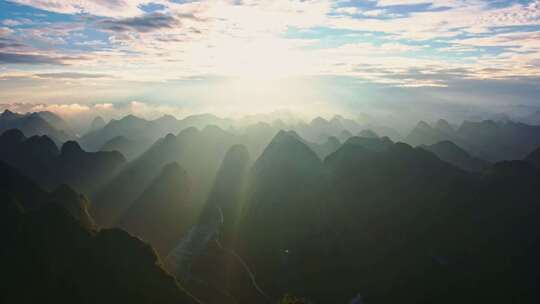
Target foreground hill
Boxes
[0,162,198,304]
[234,138,540,303]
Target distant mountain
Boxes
[297,115,363,142]
[81,114,155,151]
[0,110,73,143]
[406,119,540,162]
[0,130,126,195]
[118,162,196,256]
[81,113,232,151]
[421,140,490,172]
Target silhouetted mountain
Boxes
[421,140,490,172]
[237,130,328,297]
[0,129,59,187]
[221,136,540,303]
[0,130,126,195]
[0,161,199,304]
[119,162,195,256]
[57,140,126,195]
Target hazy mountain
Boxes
[81,113,232,152]
[37,111,75,136]
[81,114,155,151]
[294,115,361,143]
[237,122,278,159]
[119,162,196,256]
[421,140,490,172]
[93,126,239,227]
[164,145,255,303]
[406,119,540,162]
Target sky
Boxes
[0,0,539,122]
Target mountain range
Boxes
[3,111,540,303]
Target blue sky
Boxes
[0,0,539,122]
